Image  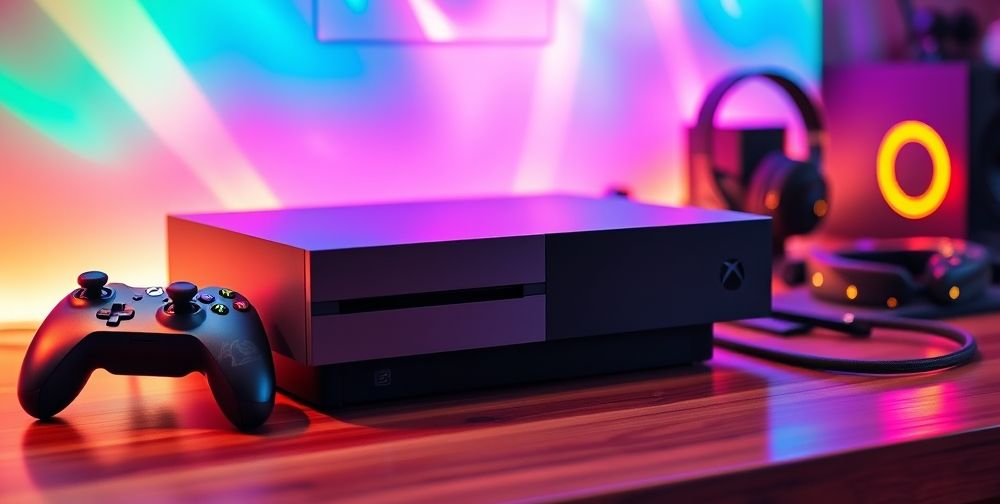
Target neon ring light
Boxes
[876,120,952,219]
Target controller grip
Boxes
[203,341,275,430]
[18,334,97,419]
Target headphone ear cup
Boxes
[745,153,828,243]
[713,170,746,210]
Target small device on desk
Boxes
[167,195,772,407]
[17,271,276,430]
[724,237,986,373]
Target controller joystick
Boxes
[19,273,275,430]
[77,271,110,299]
[166,281,198,314]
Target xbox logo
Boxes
[720,259,745,291]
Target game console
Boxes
[167,195,771,406]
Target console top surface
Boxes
[172,195,766,251]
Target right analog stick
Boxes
[166,281,199,314]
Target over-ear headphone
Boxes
[691,70,828,248]
[806,237,992,308]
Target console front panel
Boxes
[545,219,771,340]
[310,296,545,365]
[309,236,544,301]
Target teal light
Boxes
[344,0,369,14]
[693,0,816,49]
[0,2,136,160]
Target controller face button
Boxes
[219,288,236,299]
[198,293,216,304]
[233,300,250,312]
[211,303,230,315]
[146,287,164,297]
[96,303,135,326]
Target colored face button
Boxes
[219,288,236,299]
[198,293,216,304]
[96,303,135,327]
[233,300,250,312]
[146,286,164,296]
[211,303,229,315]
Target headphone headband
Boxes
[691,70,825,207]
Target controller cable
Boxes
[715,310,978,374]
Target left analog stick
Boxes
[77,271,110,299]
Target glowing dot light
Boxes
[846,284,858,300]
[876,120,951,220]
[949,285,960,300]
[764,190,780,210]
[886,297,898,309]
[811,271,824,288]
[813,199,828,217]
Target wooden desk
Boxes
[3,318,1000,503]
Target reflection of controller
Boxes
[18,271,275,430]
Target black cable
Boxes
[716,312,978,374]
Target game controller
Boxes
[18,271,275,430]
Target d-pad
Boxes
[96,303,135,327]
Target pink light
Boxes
[512,0,590,194]
[409,0,456,42]
[877,383,958,442]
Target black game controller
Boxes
[18,271,276,430]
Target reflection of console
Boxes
[168,196,771,406]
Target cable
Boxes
[716,311,978,374]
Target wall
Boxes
[825,0,1000,64]
[0,0,820,326]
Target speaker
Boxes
[822,62,1000,243]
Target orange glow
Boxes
[876,120,951,220]
[886,297,898,309]
[812,199,828,217]
[845,284,858,300]
[811,271,824,288]
[949,285,960,300]
[764,190,779,210]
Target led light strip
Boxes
[876,120,951,220]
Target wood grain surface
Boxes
[2,316,1000,503]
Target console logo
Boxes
[374,368,392,387]
[720,259,745,291]
[876,120,952,219]
[219,340,260,367]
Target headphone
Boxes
[806,237,992,308]
[691,70,828,247]
[720,237,989,374]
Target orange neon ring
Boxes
[876,120,951,219]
